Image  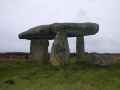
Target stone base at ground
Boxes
[88,54,114,66]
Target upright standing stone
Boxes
[30,39,49,64]
[50,32,69,66]
[76,36,85,61]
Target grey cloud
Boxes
[0,0,120,53]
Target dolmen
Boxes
[19,22,99,66]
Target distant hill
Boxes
[0,52,120,63]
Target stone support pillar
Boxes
[50,32,69,66]
[30,39,49,64]
[76,36,85,60]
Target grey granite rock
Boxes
[19,23,99,40]
[50,32,69,66]
[89,54,113,66]
[18,22,99,65]
[76,36,85,61]
[30,39,49,64]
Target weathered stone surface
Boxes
[30,39,49,64]
[76,36,85,61]
[19,23,99,40]
[51,23,99,36]
[89,53,113,66]
[19,25,55,40]
[18,22,99,65]
[50,32,69,66]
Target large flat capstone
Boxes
[19,23,99,40]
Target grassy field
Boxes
[0,59,120,90]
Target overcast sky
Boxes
[0,0,120,53]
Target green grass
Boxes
[0,59,120,90]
